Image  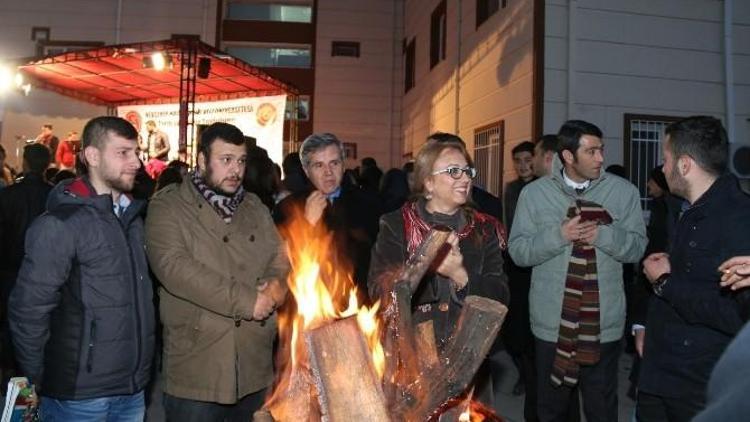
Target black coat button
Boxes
[689,241,697,248]
[249,235,255,242]
[223,235,229,243]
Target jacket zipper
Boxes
[116,212,143,391]
[87,319,96,372]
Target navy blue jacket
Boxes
[9,177,155,399]
[638,174,750,400]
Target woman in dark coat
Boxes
[367,138,509,407]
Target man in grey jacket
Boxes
[509,120,647,422]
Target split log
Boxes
[415,320,440,371]
[380,227,451,404]
[306,317,390,422]
[264,366,321,422]
[394,296,508,422]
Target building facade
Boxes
[0,0,219,168]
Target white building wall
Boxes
[313,0,403,169]
[544,0,750,168]
[402,0,535,188]
[0,0,217,168]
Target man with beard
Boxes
[509,120,647,421]
[637,116,750,422]
[273,133,379,305]
[145,122,289,421]
[9,116,155,421]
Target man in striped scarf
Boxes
[509,120,647,422]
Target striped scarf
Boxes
[551,200,612,387]
[191,172,245,224]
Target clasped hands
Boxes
[253,279,287,321]
[561,215,599,245]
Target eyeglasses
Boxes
[432,166,477,179]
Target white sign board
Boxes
[117,95,287,164]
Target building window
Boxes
[404,38,416,93]
[473,120,504,197]
[476,0,501,28]
[331,41,360,58]
[624,114,681,211]
[285,95,310,121]
[226,45,311,68]
[226,2,312,23]
[430,0,447,69]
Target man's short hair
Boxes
[80,116,139,174]
[512,141,535,156]
[557,120,603,161]
[145,120,156,127]
[299,133,344,168]
[198,122,245,159]
[535,134,559,154]
[427,132,465,146]
[23,143,51,174]
[43,124,53,130]
[82,116,138,151]
[665,116,728,176]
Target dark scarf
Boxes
[551,199,612,387]
[401,200,507,255]
[191,172,245,224]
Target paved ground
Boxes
[145,349,637,421]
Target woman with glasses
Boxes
[367,137,509,407]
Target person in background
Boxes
[368,138,509,409]
[531,134,560,178]
[0,143,52,387]
[140,120,170,179]
[35,124,59,159]
[0,145,13,189]
[9,116,155,421]
[378,168,410,215]
[146,122,289,422]
[637,116,750,421]
[509,120,647,422]
[359,156,383,194]
[154,166,183,192]
[502,141,536,416]
[244,144,279,212]
[55,131,79,170]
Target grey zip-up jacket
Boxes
[508,159,647,342]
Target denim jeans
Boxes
[40,390,145,422]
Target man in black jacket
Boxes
[9,116,155,421]
[0,143,51,385]
[638,116,750,421]
[274,133,379,304]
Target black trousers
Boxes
[163,389,266,422]
[535,338,620,422]
[636,391,705,422]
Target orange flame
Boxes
[266,206,385,414]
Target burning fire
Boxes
[457,400,502,422]
[265,208,385,417]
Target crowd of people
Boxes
[0,114,748,422]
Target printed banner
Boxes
[117,95,286,164]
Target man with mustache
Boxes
[145,122,289,422]
[509,120,647,422]
[273,133,379,305]
[9,116,155,421]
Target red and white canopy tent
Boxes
[17,35,299,163]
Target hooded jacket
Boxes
[9,177,155,399]
[508,158,647,343]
